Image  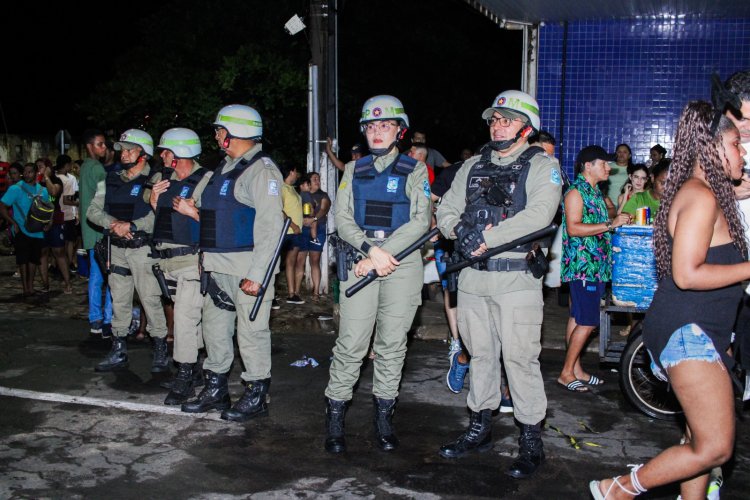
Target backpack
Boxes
[20,183,54,233]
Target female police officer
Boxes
[324,95,432,453]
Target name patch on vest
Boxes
[130,185,141,196]
[386,176,399,193]
[468,176,489,189]
[268,180,280,196]
[179,186,190,198]
[220,180,232,196]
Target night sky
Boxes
[2,0,521,163]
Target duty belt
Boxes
[471,257,528,272]
[364,230,393,239]
[153,246,199,259]
[111,233,149,249]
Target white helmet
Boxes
[482,90,541,132]
[213,104,263,140]
[359,95,409,131]
[158,128,202,159]
[114,129,154,157]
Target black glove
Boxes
[454,222,485,258]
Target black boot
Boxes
[221,378,270,422]
[439,409,493,458]
[373,396,399,451]
[506,422,545,479]
[151,337,170,373]
[95,337,129,372]
[164,363,196,405]
[160,357,204,389]
[181,370,231,413]
[325,398,348,453]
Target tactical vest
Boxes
[104,171,152,222]
[464,146,545,251]
[199,152,267,253]
[352,154,416,232]
[152,168,204,246]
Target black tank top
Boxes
[643,241,743,370]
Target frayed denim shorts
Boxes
[647,323,722,382]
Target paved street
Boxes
[0,254,748,498]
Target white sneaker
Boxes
[448,338,461,356]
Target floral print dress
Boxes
[561,174,612,283]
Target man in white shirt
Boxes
[58,155,80,268]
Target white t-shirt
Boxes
[60,172,79,222]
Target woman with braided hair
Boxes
[590,100,748,499]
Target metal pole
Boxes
[308,64,315,173]
[312,64,320,174]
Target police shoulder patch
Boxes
[550,168,562,186]
[268,179,280,196]
[261,157,276,169]
[423,179,431,198]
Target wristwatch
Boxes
[605,219,613,232]
[313,216,318,222]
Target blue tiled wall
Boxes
[537,18,750,177]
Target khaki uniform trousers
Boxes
[109,245,167,339]
[201,271,275,381]
[165,265,204,363]
[458,288,547,425]
[325,254,422,401]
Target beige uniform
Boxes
[87,164,167,339]
[192,144,284,381]
[325,150,432,401]
[436,143,561,424]
[147,164,205,364]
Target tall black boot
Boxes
[181,370,231,413]
[95,337,129,372]
[506,422,545,479]
[221,378,270,422]
[160,354,204,390]
[439,409,493,458]
[373,396,399,451]
[164,362,196,405]
[151,336,170,373]
[325,398,348,453]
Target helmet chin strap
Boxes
[120,154,145,170]
[486,126,532,152]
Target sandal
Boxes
[589,464,646,499]
[584,375,605,386]
[559,379,589,393]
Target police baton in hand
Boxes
[345,227,441,298]
[242,217,291,321]
[444,224,558,275]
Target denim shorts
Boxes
[648,323,722,382]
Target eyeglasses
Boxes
[364,121,397,134]
[486,116,524,128]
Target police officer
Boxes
[88,129,169,373]
[324,95,432,453]
[435,91,562,478]
[148,128,206,405]
[178,105,284,422]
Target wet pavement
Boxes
[0,254,748,499]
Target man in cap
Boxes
[87,129,169,373]
[436,90,562,478]
[178,104,284,423]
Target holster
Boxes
[152,263,172,300]
[525,243,549,279]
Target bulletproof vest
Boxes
[152,168,204,246]
[199,152,267,253]
[352,153,416,232]
[103,171,152,222]
[464,145,545,250]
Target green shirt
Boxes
[621,190,660,218]
[79,158,106,249]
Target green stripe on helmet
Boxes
[162,138,201,146]
[217,114,262,127]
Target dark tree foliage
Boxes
[79,0,309,165]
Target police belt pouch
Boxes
[24,195,54,233]
[525,243,549,279]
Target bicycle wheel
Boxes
[619,323,683,421]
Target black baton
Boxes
[345,227,440,298]
[242,217,292,321]
[444,224,558,275]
